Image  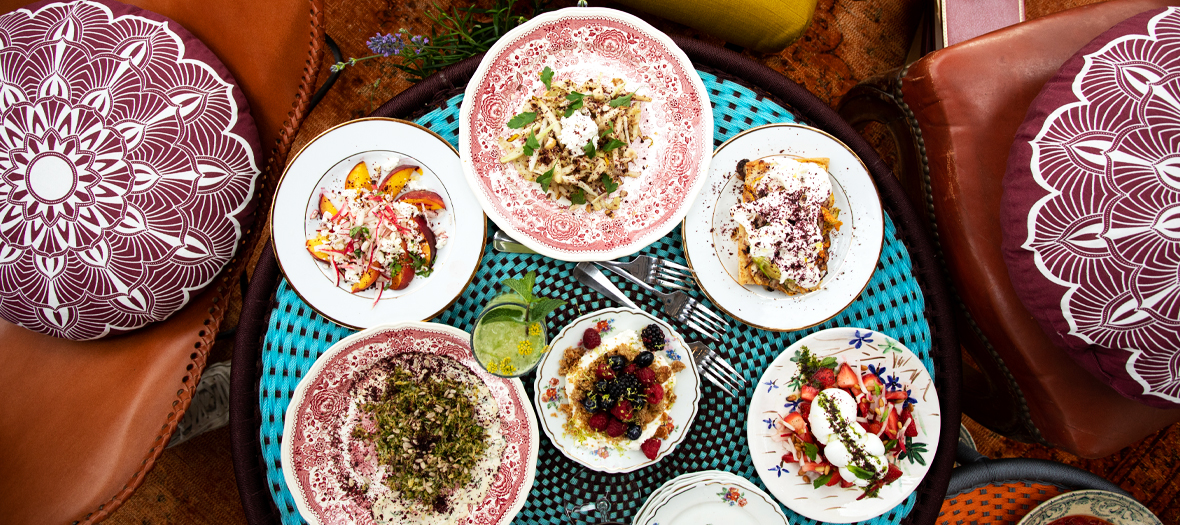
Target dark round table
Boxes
[229,36,960,525]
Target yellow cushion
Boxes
[617,0,817,52]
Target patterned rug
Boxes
[107,0,1180,524]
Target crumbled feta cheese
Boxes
[557,110,598,156]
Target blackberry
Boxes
[625,423,643,440]
[607,354,627,371]
[604,378,626,399]
[633,351,655,368]
[640,324,666,352]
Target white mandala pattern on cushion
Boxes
[1027,7,1180,403]
[0,1,258,340]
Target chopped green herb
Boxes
[569,188,586,205]
[583,140,596,158]
[564,92,584,117]
[410,251,433,277]
[608,93,633,107]
[883,439,898,452]
[812,473,833,489]
[599,122,614,137]
[540,66,554,89]
[601,139,626,152]
[802,442,819,462]
[847,464,875,480]
[507,111,537,129]
[349,225,370,239]
[600,173,619,194]
[351,366,489,508]
[522,130,540,157]
[537,167,555,192]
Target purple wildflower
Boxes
[367,33,404,57]
[411,34,430,53]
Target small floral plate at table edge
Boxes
[281,321,538,525]
[533,307,700,473]
[458,7,713,261]
[1017,490,1162,525]
[681,123,884,332]
[271,118,486,329]
[642,474,790,525]
[746,327,941,524]
[633,470,789,525]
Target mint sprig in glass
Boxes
[471,271,565,377]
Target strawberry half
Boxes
[836,363,859,390]
[883,407,899,439]
[812,368,837,389]
[800,384,819,401]
[883,464,903,483]
[783,412,807,435]
[862,373,883,393]
[798,400,812,419]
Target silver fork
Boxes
[688,341,747,395]
[599,255,695,291]
[593,262,730,340]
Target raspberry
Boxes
[596,362,616,380]
[623,364,637,376]
[610,400,634,421]
[640,438,661,460]
[812,368,837,389]
[583,328,601,349]
[587,412,610,431]
[606,418,627,438]
[644,383,664,405]
[635,367,656,386]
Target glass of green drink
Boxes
[471,293,549,377]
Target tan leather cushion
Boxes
[0,0,320,522]
[902,0,1180,457]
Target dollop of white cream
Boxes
[808,388,888,487]
[557,110,598,157]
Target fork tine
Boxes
[693,302,730,326]
[703,351,746,384]
[688,309,728,334]
[656,258,694,273]
[702,359,744,393]
[685,318,718,341]
[656,266,693,280]
[701,368,737,396]
[655,278,693,292]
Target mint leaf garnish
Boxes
[498,271,566,324]
[802,443,818,462]
[540,66,554,89]
[481,307,525,324]
[528,297,565,324]
[502,272,536,302]
[600,173,618,194]
[847,464,874,480]
[507,111,537,129]
[601,139,626,152]
[812,473,832,489]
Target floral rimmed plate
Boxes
[533,308,700,472]
[271,118,486,329]
[459,7,713,261]
[633,470,790,525]
[682,124,884,331]
[746,327,941,523]
[1017,490,1161,525]
[281,322,538,525]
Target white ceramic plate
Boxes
[746,327,941,523]
[459,7,713,261]
[634,470,790,525]
[281,322,538,525]
[1017,490,1161,525]
[271,118,485,329]
[682,123,884,331]
[533,307,700,472]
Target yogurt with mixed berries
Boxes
[565,329,676,450]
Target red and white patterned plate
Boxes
[281,322,538,525]
[458,7,713,261]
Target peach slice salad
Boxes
[305,159,447,301]
[770,347,926,500]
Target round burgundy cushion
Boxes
[0,0,260,340]
[1003,7,1180,408]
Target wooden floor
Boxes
[104,0,1180,524]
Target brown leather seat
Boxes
[0,1,324,523]
[838,0,1180,458]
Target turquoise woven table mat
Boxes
[259,70,934,525]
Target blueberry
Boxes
[598,395,617,410]
[607,355,627,371]
[594,380,609,394]
[625,423,643,440]
[581,395,599,412]
[633,351,655,368]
